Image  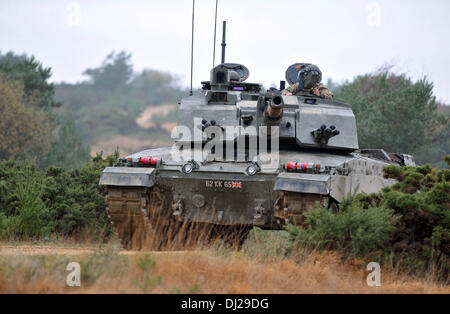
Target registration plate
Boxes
[205,180,242,189]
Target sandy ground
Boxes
[136,104,177,128]
[0,245,94,256]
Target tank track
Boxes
[105,186,252,250]
[105,186,150,250]
[274,191,326,225]
[105,186,326,250]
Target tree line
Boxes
[55,51,186,149]
[1,50,448,168]
[332,67,450,167]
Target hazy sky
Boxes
[1,0,450,102]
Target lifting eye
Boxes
[182,163,194,174]
[246,165,257,176]
[245,163,260,176]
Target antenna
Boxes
[212,0,218,68]
[221,21,226,64]
[189,0,195,96]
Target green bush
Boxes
[2,180,51,239]
[0,152,118,240]
[262,156,448,282]
[286,156,450,282]
[0,162,46,239]
[290,197,397,256]
[380,158,450,281]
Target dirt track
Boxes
[0,244,189,256]
[136,104,177,128]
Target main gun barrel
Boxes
[264,91,284,126]
[267,95,283,119]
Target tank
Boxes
[99,31,414,250]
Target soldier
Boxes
[281,63,333,100]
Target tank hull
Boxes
[100,147,399,249]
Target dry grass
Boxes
[0,243,448,294]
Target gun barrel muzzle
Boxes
[267,95,283,119]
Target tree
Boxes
[83,51,133,91]
[55,51,187,147]
[131,69,185,105]
[0,78,50,161]
[40,115,91,169]
[0,51,60,109]
[0,51,89,168]
[334,68,449,166]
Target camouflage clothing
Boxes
[281,82,333,100]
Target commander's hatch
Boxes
[201,63,261,95]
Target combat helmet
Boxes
[285,63,322,90]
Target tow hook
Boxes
[172,200,184,216]
[253,204,267,226]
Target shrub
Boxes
[43,152,115,238]
[282,156,450,282]
[0,151,118,241]
[380,158,450,281]
[287,156,450,282]
[290,197,397,256]
[3,180,51,239]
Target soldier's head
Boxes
[296,64,322,90]
[228,70,241,82]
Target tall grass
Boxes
[0,244,448,294]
